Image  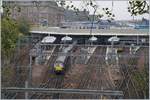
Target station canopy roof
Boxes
[41,36,56,43]
[108,36,120,42]
[61,36,72,41]
[30,27,148,36]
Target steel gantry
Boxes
[2,87,123,97]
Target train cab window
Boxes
[55,63,63,67]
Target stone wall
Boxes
[4,1,64,26]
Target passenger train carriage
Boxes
[53,41,76,74]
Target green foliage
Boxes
[1,17,30,58]
[17,18,30,35]
[2,5,11,17]
[1,17,20,57]
[2,2,31,58]
[128,0,149,16]
[2,66,14,81]
[2,1,21,17]
[132,67,149,98]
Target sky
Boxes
[65,1,149,20]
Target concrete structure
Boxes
[60,20,149,30]
[126,18,149,29]
[30,27,149,36]
[64,10,89,21]
[3,1,64,26]
[30,27,149,45]
[134,18,149,29]
[60,21,119,29]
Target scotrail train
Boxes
[53,42,76,74]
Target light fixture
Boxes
[41,34,56,43]
[89,36,98,42]
[61,35,72,43]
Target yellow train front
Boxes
[53,42,76,74]
[53,56,67,74]
[54,63,64,74]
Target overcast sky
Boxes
[66,1,149,20]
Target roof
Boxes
[30,27,149,36]
[56,56,66,63]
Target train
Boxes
[53,42,76,74]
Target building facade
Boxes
[60,20,121,29]
[3,1,64,27]
[64,10,90,22]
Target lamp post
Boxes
[90,7,97,36]
[133,15,139,45]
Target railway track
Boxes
[92,47,116,99]
[60,46,118,99]
[80,47,104,99]
[33,46,148,99]
[89,46,115,99]
[118,47,149,98]
[2,43,148,99]
[30,44,75,99]
[29,45,60,99]
[119,64,139,98]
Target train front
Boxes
[54,62,64,74]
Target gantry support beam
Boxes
[2,87,123,96]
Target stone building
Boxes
[64,9,90,21]
[3,1,64,27]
